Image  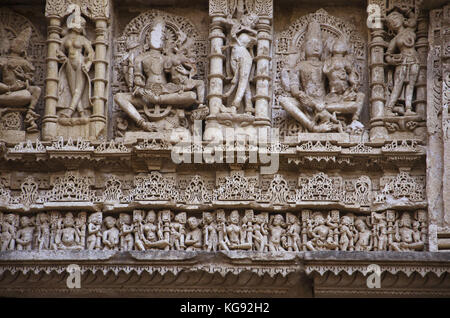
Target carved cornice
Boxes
[45,0,109,20]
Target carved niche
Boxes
[0,9,46,143]
[204,0,273,142]
[42,0,109,141]
[112,9,208,143]
[368,0,428,141]
[274,9,367,140]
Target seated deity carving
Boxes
[55,213,83,250]
[114,16,205,141]
[56,6,94,120]
[0,26,41,132]
[219,210,252,251]
[390,213,424,251]
[280,20,365,133]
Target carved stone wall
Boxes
[0,0,449,297]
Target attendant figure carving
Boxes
[16,216,34,250]
[384,6,419,116]
[56,6,94,119]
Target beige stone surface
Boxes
[0,0,449,297]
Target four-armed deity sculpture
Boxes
[114,16,205,141]
[0,26,41,133]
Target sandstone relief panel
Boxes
[1,0,449,298]
[275,9,367,140]
[0,208,427,252]
[0,9,45,143]
[113,9,208,143]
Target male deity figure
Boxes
[114,17,204,132]
[0,26,41,132]
[280,20,364,133]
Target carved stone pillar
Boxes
[415,12,428,120]
[254,11,273,127]
[42,16,61,141]
[368,24,387,141]
[208,13,226,117]
[91,16,109,139]
[427,4,450,251]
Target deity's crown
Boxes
[305,20,322,43]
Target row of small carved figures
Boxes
[0,209,427,252]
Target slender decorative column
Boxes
[415,12,428,120]
[42,15,62,141]
[90,17,109,139]
[367,1,387,141]
[253,11,272,127]
[207,18,226,117]
[426,4,450,251]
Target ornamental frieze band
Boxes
[0,0,449,298]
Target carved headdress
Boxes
[10,27,32,55]
[66,4,86,32]
[146,16,166,51]
[305,20,322,44]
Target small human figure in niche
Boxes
[87,212,102,250]
[102,216,119,251]
[57,213,82,250]
[313,103,344,133]
[185,217,202,251]
[268,214,287,252]
[16,216,34,250]
[338,215,354,251]
[390,213,424,251]
[171,212,186,251]
[141,210,170,250]
[305,213,338,251]
[253,213,269,252]
[36,213,50,250]
[118,213,134,251]
[354,218,372,251]
[286,213,302,252]
[75,212,86,248]
[203,212,218,252]
[220,210,252,251]
[1,214,17,251]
